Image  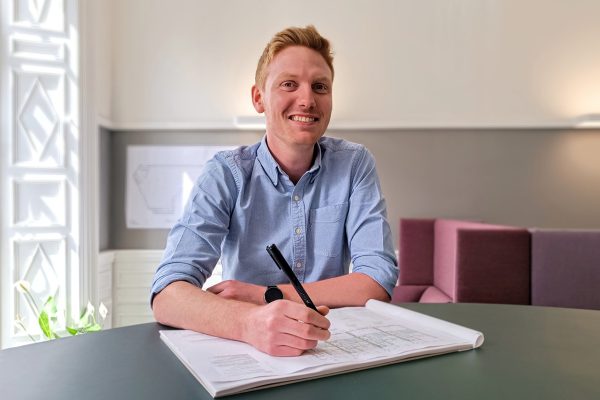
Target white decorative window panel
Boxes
[14,71,65,167]
[1,0,80,348]
[14,0,65,31]
[13,178,67,227]
[11,38,65,63]
[13,237,67,335]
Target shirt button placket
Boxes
[291,189,306,281]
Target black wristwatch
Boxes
[264,285,283,304]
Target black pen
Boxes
[266,244,318,312]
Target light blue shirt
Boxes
[151,136,398,302]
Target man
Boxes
[151,25,397,356]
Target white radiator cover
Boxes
[100,250,223,328]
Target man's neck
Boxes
[266,138,316,184]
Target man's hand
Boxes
[207,281,331,355]
[241,300,330,356]
[206,280,266,304]
[154,281,329,357]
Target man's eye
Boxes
[313,83,329,93]
[281,81,297,89]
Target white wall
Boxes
[105,0,600,129]
[91,0,113,123]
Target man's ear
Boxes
[251,85,265,113]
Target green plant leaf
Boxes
[79,306,89,320]
[43,296,58,312]
[83,323,102,333]
[38,311,52,339]
[66,326,78,336]
[79,307,93,326]
[43,296,59,323]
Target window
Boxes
[1,0,83,348]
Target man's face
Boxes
[252,46,333,150]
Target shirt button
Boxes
[295,227,302,235]
[293,195,300,202]
[295,261,302,269]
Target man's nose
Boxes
[297,85,316,109]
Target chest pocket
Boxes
[309,203,348,257]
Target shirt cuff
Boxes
[351,256,399,298]
[150,264,206,306]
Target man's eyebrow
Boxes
[275,73,299,81]
[274,73,332,83]
[313,76,332,83]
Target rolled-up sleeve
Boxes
[346,148,398,297]
[150,155,238,305]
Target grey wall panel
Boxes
[332,129,600,243]
[99,127,112,251]
[104,129,600,250]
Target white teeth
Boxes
[290,115,316,123]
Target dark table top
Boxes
[1,303,599,399]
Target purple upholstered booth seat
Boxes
[392,219,531,304]
[531,229,600,310]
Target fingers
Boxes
[264,341,317,357]
[205,280,264,304]
[243,300,331,356]
[205,280,228,294]
[281,303,331,331]
[276,313,330,342]
[268,301,331,339]
[275,333,319,351]
[268,346,305,357]
[257,327,324,357]
[317,305,330,316]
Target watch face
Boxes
[265,286,283,303]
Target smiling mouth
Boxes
[289,115,319,123]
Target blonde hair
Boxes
[255,25,334,89]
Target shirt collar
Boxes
[257,136,280,186]
[257,135,323,187]
[308,139,323,174]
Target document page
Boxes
[160,301,484,396]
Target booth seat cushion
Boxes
[394,218,531,305]
[391,285,429,303]
[420,286,452,303]
[531,229,600,310]
[398,219,435,285]
[435,220,531,304]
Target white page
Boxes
[125,145,235,229]
[365,300,485,348]
[160,301,483,390]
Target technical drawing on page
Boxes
[302,308,461,364]
[133,164,203,214]
[126,145,235,229]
